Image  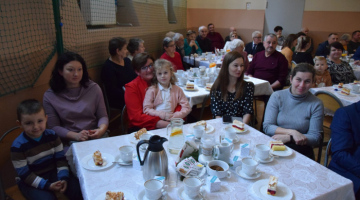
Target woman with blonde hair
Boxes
[210,51,254,124]
[281,34,298,68]
[292,36,314,65]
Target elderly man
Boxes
[348,30,360,54]
[315,33,339,57]
[224,27,242,42]
[245,31,265,56]
[173,33,190,70]
[127,38,145,61]
[328,101,360,199]
[301,27,314,54]
[247,34,288,90]
[196,26,213,52]
[206,23,225,49]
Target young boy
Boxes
[11,99,82,200]
[313,56,332,87]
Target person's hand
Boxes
[88,128,105,139]
[289,130,308,145]
[77,130,89,141]
[59,180,67,193]
[49,181,62,192]
[272,135,291,143]
[164,112,174,121]
[189,40,196,47]
[354,60,360,65]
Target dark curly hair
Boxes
[49,52,90,93]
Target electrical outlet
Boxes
[246,2,251,10]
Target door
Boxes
[263,0,305,37]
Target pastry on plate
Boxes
[205,83,212,90]
[269,141,286,151]
[232,119,244,132]
[341,87,350,95]
[338,83,344,88]
[93,150,103,166]
[186,82,195,90]
[354,80,360,84]
[267,176,278,196]
[134,128,147,140]
[105,191,124,200]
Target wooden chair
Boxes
[121,105,129,135]
[0,127,68,200]
[198,95,211,120]
[291,60,297,70]
[324,138,332,167]
[101,83,122,124]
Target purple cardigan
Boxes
[43,81,109,139]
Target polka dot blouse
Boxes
[210,82,254,118]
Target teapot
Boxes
[137,135,168,181]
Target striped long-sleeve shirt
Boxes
[11,129,69,190]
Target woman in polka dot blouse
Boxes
[210,51,254,124]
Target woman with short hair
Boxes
[184,30,202,56]
[160,37,184,71]
[228,39,250,72]
[263,63,324,159]
[327,42,356,84]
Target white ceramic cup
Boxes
[177,70,184,75]
[201,77,209,86]
[194,78,202,86]
[224,126,237,139]
[352,84,360,93]
[144,179,167,200]
[180,78,188,86]
[193,125,205,139]
[183,177,203,198]
[119,145,133,163]
[255,144,270,160]
[241,158,258,176]
[214,142,233,161]
[206,160,231,179]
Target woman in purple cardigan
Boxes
[43,52,108,144]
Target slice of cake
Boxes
[134,128,147,140]
[269,141,286,151]
[267,176,278,196]
[105,191,124,200]
[195,120,207,130]
[205,83,212,90]
[93,150,103,166]
[338,83,344,88]
[341,87,350,95]
[186,82,195,90]
[354,80,360,84]
[232,119,244,132]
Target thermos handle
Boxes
[136,140,149,166]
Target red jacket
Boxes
[125,76,161,130]
[160,52,184,71]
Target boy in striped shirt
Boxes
[11,99,82,200]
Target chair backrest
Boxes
[314,91,344,113]
[121,105,129,135]
[291,61,297,70]
[0,126,22,168]
[101,83,111,116]
[324,138,332,167]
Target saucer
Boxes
[177,187,204,200]
[116,158,132,166]
[235,166,261,180]
[138,190,167,200]
[254,155,274,164]
[222,135,240,144]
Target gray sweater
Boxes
[263,88,324,147]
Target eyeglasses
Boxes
[141,64,153,71]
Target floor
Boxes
[108,99,331,166]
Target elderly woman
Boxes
[43,52,108,144]
[228,39,250,71]
[281,34,298,68]
[263,63,324,159]
[210,51,254,124]
[125,53,170,132]
[327,42,356,84]
[292,36,314,65]
[160,37,184,71]
[229,31,238,41]
[339,33,351,52]
[184,30,202,56]
[102,37,137,109]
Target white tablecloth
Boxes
[352,66,360,80]
[68,119,355,200]
[310,85,360,107]
[181,76,273,107]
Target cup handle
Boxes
[213,145,219,159]
[227,171,232,178]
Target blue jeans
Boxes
[17,169,83,200]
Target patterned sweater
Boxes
[11,129,69,189]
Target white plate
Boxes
[244,75,249,79]
[138,190,167,200]
[337,91,357,97]
[254,155,275,164]
[333,84,343,89]
[95,190,135,200]
[270,147,293,157]
[177,186,204,200]
[192,124,215,134]
[223,125,248,134]
[81,153,114,171]
[127,132,153,144]
[236,166,262,180]
[252,179,293,200]
[184,87,199,92]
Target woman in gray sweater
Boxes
[263,63,324,159]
